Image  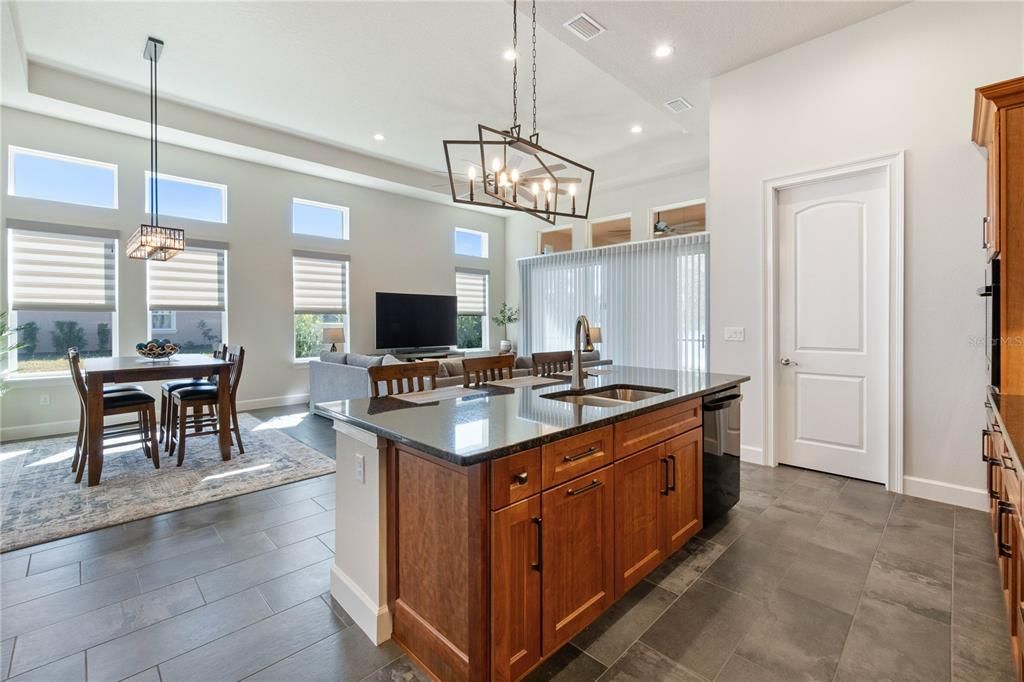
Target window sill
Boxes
[3,372,73,389]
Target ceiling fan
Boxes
[653,210,705,236]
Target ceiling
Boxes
[2,1,903,194]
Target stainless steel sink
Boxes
[542,385,672,407]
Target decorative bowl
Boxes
[135,339,180,360]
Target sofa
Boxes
[308,350,608,417]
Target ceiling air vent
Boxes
[564,13,606,42]
[664,97,694,114]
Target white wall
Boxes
[708,1,1023,507]
[503,168,708,342]
[0,107,506,440]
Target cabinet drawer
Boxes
[613,399,701,460]
[542,426,614,489]
[491,448,542,510]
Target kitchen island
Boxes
[318,366,748,682]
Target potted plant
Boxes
[491,303,520,353]
[0,312,25,397]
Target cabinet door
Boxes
[662,429,703,554]
[613,444,666,598]
[491,496,542,682]
[541,466,614,656]
[986,141,1000,260]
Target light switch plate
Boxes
[354,454,365,483]
[724,326,745,342]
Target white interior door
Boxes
[776,168,889,483]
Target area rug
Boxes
[0,413,335,552]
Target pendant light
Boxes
[442,0,595,225]
[127,36,185,261]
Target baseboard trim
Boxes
[236,393,310,411]
[740,445,764,465]
[903,475,988,511]
[330,563,392,644]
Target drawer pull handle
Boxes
[567,479,602,496]
[513,471,529,485]
[564,446,600,463]
[983,429,992,463]
[1004,455,1016,471]
[531,517,542,571]
[998,501,1014,558]
[667,454,677,492]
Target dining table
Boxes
[83,354,234,486]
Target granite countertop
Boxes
[318,366,749,465]
[990,389,1024,464]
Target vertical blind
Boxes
[148,242,227,311]
[292,252,349,314]
[8,225,117,312]
[518,233,710,372]
[456,269,488,316]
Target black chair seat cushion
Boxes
[174,385,220,401]
[104,384,145,394]
[162,379,215,393]
[103,390,156,408]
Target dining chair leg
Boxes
[75,424,87,484]
[166,400,177,454]
[72,407,85,472]
[148,405,161,470]
[159,390,168,444]
[177,402,188,467]
[193,404,203,434]
[231,402,245,454]
[139,411,152,460]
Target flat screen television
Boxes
[376,292,457,350]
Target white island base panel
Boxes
[330,420,392,645]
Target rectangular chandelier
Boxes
[443,125,595,225]
[127,224,185,261]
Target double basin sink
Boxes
[541,384,672,408]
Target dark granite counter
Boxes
[318,366,749,465]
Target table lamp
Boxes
[322,326,346,352]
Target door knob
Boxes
[780,357,798,366]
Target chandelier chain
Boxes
[511,0,518,129]
[531,0,537,135]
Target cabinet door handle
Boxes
[531,516,542,571]
[998,501,1014,558]
[661,458,670,496]
[564,446,599,463]
[513,471,529,486]
[667,454,677,492]
[983,429,993,462]
[567,478,602,496]
[983,216,989,250]
[990,460,1001,500]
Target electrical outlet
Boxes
[724,327,745,342]
[39,393,50,406]
[354,454,365,483]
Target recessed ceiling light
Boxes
[630,124,643,134]
[654,44,674,59]
[373,133,385,141]
[503,48,517,61]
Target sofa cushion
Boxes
[381,354,403,365]
[319,351,348,364]
[347,353,385,368]
[437,358,465,379]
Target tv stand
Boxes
[390,349,466,362]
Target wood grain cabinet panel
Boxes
[541,426,613,489]
[491,496,542,682]
[613,400,701,460]
[663,430,703,554]
[613,444,666,597]
[540,466,615,655]
[491,449,541,510]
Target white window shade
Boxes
[456,269,488,316]
[518,233,709,372]
[148,245,227,312]
[8,226,116,312]
[293,253,349,315]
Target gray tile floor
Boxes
[0,407,1015,681]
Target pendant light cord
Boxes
[511,0,518,129]
[531,0,537,135]
[148,48,159,226]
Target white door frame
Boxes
[762,152,905,492]
[647,197,707,241]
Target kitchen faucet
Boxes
[572,314,594,391]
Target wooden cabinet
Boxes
[613,399,701,459]
[663,430,703,554]
[491,448,541,510]
[541,426,613,488]
[540,466,615,655]
[491,496,542,682]
[613,444,667,596]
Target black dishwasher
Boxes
[703,388,742,522]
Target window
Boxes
[293,198,349,240]
[293,252,349,359]
[145,172,227,223]
[147,243,228,352]
[7,223,118,373]
[652,202,706,239]
[537,226,572,254]
[589,215,631,248]
[456,269,488,349]
[8,146,117,208]
[454,228,489,258]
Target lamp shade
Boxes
[589,326,602,344]
[322,326,346,344]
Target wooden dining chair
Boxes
[531,351,573,376]
[168,346,245,466]
[67,349,159,484]
[368,360,440,397]
[160,343,228,449]
[462,354,515,387]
